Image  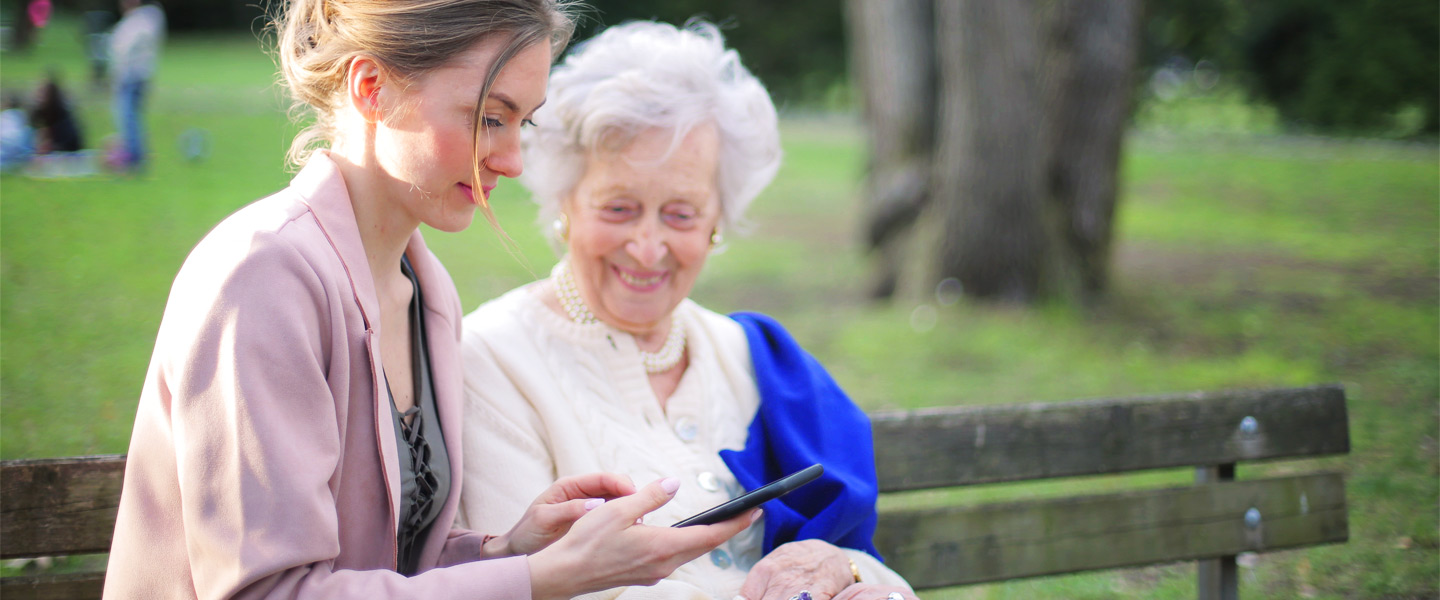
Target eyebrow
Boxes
[488,92,546,116]
[591,183,714,202]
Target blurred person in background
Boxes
[0,93,35,171]
[107,0,163,171]
[456,21,917,600]
[103,2,756,598]
[84,9,117,91]
[30,72,84,153]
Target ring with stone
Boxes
[787,592,812,600]
[886,593,905,600]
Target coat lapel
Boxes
[288,154,405,537]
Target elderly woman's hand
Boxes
[830,584,919,600]
[736,539,855,600]
[481,472,637,558]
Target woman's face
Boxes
[565,124,722,335]
[373,38,551,233]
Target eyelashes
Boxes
[478,117,537,129]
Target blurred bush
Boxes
[1145,0,1439,136]
[578,0,847,110]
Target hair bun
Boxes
[270,0,575,170]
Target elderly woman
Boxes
[456,21,917,600]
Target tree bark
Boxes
[845,0,936,299]
[934,0,1050,302]
[852,0,1139,304]
[1040,0,1141,300]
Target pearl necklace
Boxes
[554,260,687,374]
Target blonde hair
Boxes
[273,0,577,226]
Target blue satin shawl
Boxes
[719,312,882,560]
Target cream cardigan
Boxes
[456,284,909,599]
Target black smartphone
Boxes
[671,464,824,527]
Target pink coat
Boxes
[104,155,531,599]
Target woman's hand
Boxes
[526,477,760,600]
[736,539,854,600]
[830,584,919,600]
[481,472,637,558]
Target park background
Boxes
[1,1,1435,598]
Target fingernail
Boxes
[750,509,763,523]
[661,477,681,494]
[733,596,748,600]
[583,498,604,511]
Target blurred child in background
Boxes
[30,73,84,154]
[108,0,164,171]
[0,93,35,171]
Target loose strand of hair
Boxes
[469,31,551,279]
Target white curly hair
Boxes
[520,20,782,241]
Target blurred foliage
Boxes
[1144,0,1440,136]
[1244,0,1438,135]
[0,0,266,34]
[1,0,846,108]
[1133,84,1282,137]
[576,0,847,110]
[1142,0,1249,73]
[11,0,1434,134]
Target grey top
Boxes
[388,254,451,576]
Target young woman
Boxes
[102,3,755,599]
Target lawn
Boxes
[2,18,1436,599]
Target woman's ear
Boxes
[345,56,386,123]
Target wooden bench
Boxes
[1,384,1349,599]
[870,384,1350,597]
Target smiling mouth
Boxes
[615,267,666,289]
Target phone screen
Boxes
[671,464,824,527]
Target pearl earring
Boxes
[710,229,724,247]
[552,213,569,241]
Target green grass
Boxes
[3,16,1437,599]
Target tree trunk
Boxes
[1040,0,1141,301]
[934,0,1050,302]
[845,0,936,299]
[853,0,1139,304]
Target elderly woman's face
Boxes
[564,124,721,334]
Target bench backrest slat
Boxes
[0,385,1350,596]
[1,572,107,600]
[874,472,1349,588]
[1,455,126,559]
[871,384,1349,492]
